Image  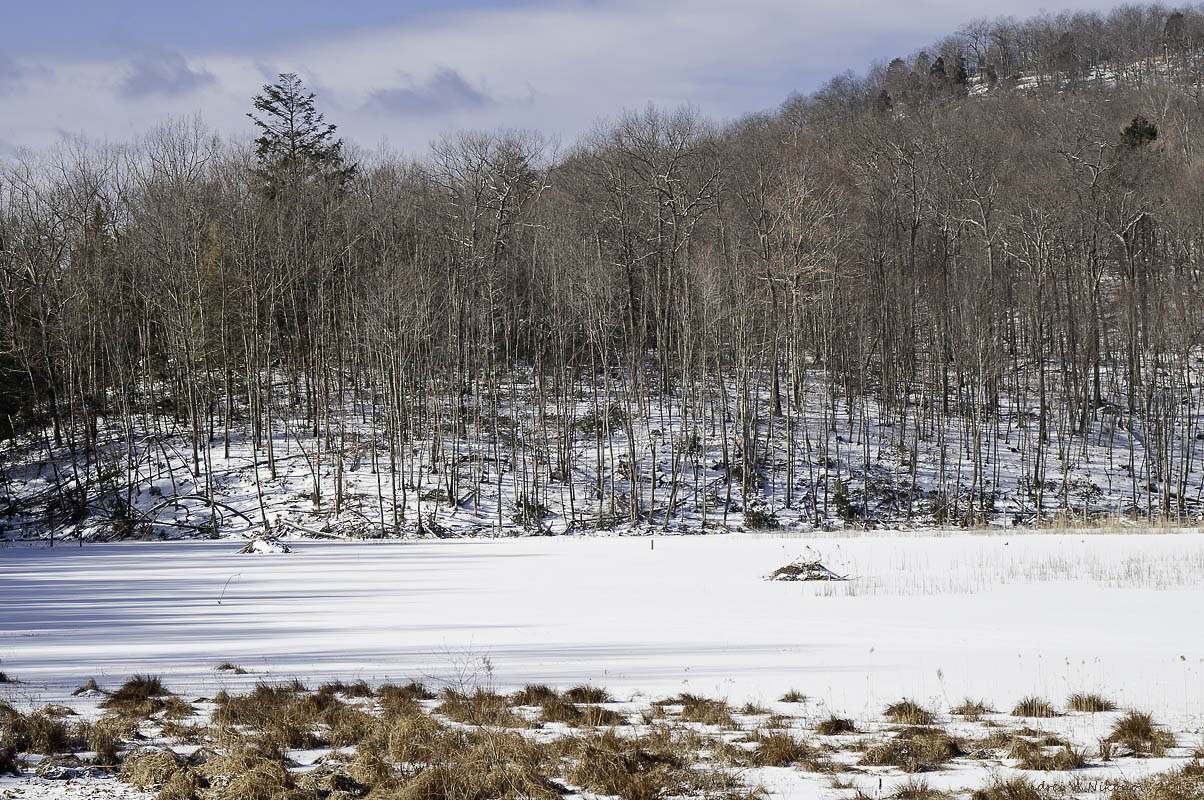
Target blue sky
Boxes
[0,0,1128,156]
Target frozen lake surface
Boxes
[3,531,1202,726]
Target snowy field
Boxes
[2,530,1203,797]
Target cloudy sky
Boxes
[1,0,1127,156]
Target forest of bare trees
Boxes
[5,4,1204,540]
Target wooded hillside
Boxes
[4,4,1204,538]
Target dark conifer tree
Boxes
[248,72,354,193]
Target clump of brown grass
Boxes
[568,729,688,800]
[297,765,366,798]
[101,674,170,719]
[85,719,123,765]
[564,685,612,704]
[860,727,963,773]
[513,684,560,706]
[1011,697,1058,718]
[951,699,994,720]
[779,689,807,703]
[653,693,736,728]
[1106,711,1177,757]
[816,716,858,735]
[1010,740,1086,771]
[0,710,82,754]
[740,702,769,715]
[318,679,374,699]
[157,765,206,800]
[386,680,436,701]
[537,694,626,728]
[160,696,196,721]
[750,731,814,767]
[210,681,334,755]
[325,704,376,748]
[215,759,303,800]
[214,663,247,675]
[159,721,210,745]
[893,777,948,800]
[1109,763,1204,800]
[884,699,935,726]
[120,748,183,788]
[195,744,306,800]
[1067,692,1117,713]
[972,777,1049,800]
[438,687,523,728]
[0,746,21,776]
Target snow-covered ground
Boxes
[2,530,1202,797]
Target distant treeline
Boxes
[4,2,1204,532]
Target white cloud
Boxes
[0,0,1136,155]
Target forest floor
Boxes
[1,531,1202,798]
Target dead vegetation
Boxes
[1011,697,1059,718]
[816,715,858,735]
[0,675,1197,800]
[100,674,173,719]
[885,699,935,726]
[1106,711,1177,757]
[654,693,736,728]
[952,699,994,720]
[860,727,963,773]
[1068,692,1117,712]
[972,777,1049,800]
[1009,739,1087,771]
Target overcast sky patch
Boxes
[120,50,217,98]
[368,68,492,116]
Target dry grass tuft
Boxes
[438,687,523,728]
[377,681,436,711]
[653,693,736,728]
[513,684,560,706]
[972,777,1049,800]
[893,777,948,800]
[318,678,374,698]
[210,681,334,754]
[740,702,769,715]
[1011,697,1058,718]
[0,710,83,754]
[1010,740,1087,771]
[101,674,170,719]
[860,727,962,773]
[564,685,612,704]
[750,732,814,767]
[0,746,21,776]
[1068,692,1117,713]
[884,699,935,726]
[215,759,304,800]
[214,663,247,675]
[951,699,994,720]
[1107,711,1177,757]
[85,719,124,765]
[157,766,206,800]
[779,689,807,703]
[1109,763,1204,800]
[120,748,183,788]
[816,716,858,735]
[537,695,626,728]
[568,729,688,800]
